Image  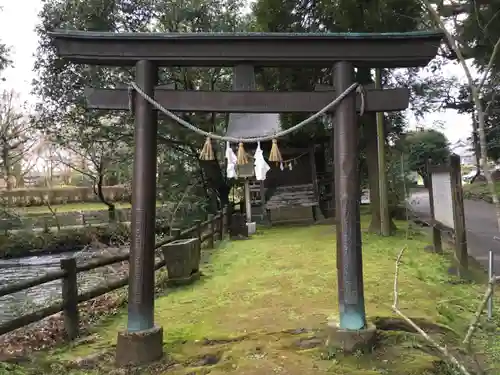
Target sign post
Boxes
[428,154,468,276]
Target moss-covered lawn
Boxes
[463,181,500,203]
[4,218,500,374]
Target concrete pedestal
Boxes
[162,238,201,287]
[115,326,163,366]
[246,222,256,235]
[325,321,376,353]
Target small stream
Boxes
[0,248,128,325]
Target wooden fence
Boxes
[2,186,130,207]
[0,206,234,339]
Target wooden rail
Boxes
[0,204,237,339]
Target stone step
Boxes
[267,194,316,201]
[274,185,313,192]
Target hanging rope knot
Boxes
[356,84,366,116]
[269,138,283,165]
[236,140,248,165]
[199,134,215,161]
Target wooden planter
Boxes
[162,238,201,286]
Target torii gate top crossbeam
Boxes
[49,30,444,68]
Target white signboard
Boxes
[431,172,454,229]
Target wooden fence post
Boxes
[221,206,227,239]
[227,204,233,232]
[117,209,124,222]
[194,220,202,243]
[207,214,215,249]
[171,228,181,240]
[60,257,79,340]
[427,161,443,254]
[218,209,224,241]
[43,218,50,234]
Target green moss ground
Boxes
[463,182,500,203]
[3,217,500,374]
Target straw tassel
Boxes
[199,136,215,160]
[269,138,283,164]
[236,142,248,165]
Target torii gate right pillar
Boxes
[326,61,375,353]
[333,61,366,331]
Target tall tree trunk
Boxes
[471,113,482,183]
[198,150,230,211]
[364,113,381,233]
[13,163,23,188]
[363,113,397,232]
[356,68,382,232]
[2,145,12,207]
[420,170,430,189]
[94,172,116,223]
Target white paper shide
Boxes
[253,142,270,181]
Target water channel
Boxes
[0,248,128,325]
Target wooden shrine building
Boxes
[226,64,326,225]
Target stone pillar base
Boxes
[325,321,376,353]
[115,326,163,367]
[246,222,256,235]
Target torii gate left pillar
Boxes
[115,60,164,366]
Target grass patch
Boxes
[463,181,500,203]
[18,202,134,215]
[17,201,164,215]
[10,217,500,374]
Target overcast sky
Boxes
[0,0,475,148]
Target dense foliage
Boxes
[398,129,450,186]
[0,6,11,80]
[251,0,450,230]
[33,0,252,218]
[29,0,475,233]
[439,1,500,164]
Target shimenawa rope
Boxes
[128,81,365,162]
[128,81,365,143]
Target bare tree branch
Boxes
[463,274,500,346]
[0,89,37,192]
[392,247,472,375]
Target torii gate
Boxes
[49,30,443,365]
